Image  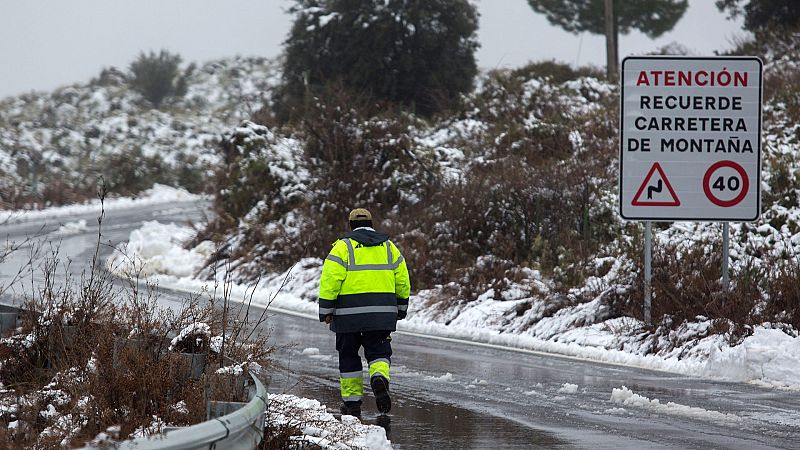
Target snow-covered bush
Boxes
[196,120,309,277]
[400,68,619,290]
[264,394,391,449]
[200,92,441,278]
[201,65,621,296]
[298,93,441,258]
[129,50,193,108]
[507,60,605,85]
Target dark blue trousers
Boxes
[336,331,392,402]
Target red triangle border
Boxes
[631,162,681,207]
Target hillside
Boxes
[0,56,279,208]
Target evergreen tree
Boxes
[129,50,194,108]
[275,0,480,119]
[716,0,800,31]
[527,0,688,79]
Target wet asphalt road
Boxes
[2,202,800,449]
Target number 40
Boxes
[713,176,740,191]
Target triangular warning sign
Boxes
[631,162,680,207]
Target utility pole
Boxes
[604,0,618,82]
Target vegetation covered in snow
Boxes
[197,30,800,359]
[0,216,273,447]
[0,55,279,208]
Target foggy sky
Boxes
[0,1,745,99]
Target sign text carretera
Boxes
[619,57,762,221]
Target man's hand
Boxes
[324,315,333,324]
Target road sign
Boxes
[619,56,762,221]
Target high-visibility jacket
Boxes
[318,228,410,333]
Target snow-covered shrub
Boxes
[647,239,759,343]
[197,120,309,276]
[169,322,211,353]
[265,394,391,450]
[763,259,800,330]
[401,68,619,290]
[196,30,800,346]
[508,60,604,85]
[210,121,307,226]
[200,90,442,278]
[201,63,622,297]
[609,216,800,343]
[129,50,193,108]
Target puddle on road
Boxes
[267,307,573,448]
[273,378,571,449]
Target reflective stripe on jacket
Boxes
[318,234,410,333]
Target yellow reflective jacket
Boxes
[318,228,410,333]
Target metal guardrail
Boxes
[90,372,267,450]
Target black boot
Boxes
[340,400,362,417]
[370,376,391,414]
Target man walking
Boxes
[318,208,411,417]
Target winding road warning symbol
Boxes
[631,163,680,207]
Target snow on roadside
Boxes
[269,393,391,450]
[0,184,201,224]
[108,221,213,278]
[703,328,800,390]
[53,219,88,236]
[108,221,800,391]
[558,383,579,394]
[610,386,742,424]
[425,372,456,382]
[300,347,333,361]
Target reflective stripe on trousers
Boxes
[369,358,390,381]
[340,371,363,401]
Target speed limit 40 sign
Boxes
[619,56,763,221]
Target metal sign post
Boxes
[722,223,730,291]
[644,221,652,326]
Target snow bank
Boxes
[300,347,333,361]
[268,393,391,450]
[1,184,201,224]
[558,383,579,394]
[425,372,456,382]
[108,220,213,278]
[610,386,741,424]
[703,328,800,389]
[53,219,88,236]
